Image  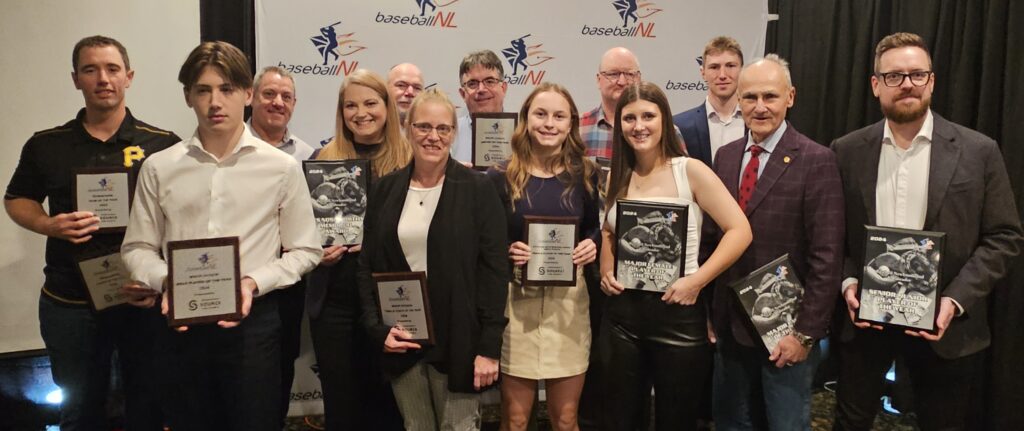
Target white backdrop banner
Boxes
[256,0,768,146]
[258,0,768,416]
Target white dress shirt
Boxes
[453,113,473,164]
[122,125,322,296]
[705,97,745,163]
[876,111,933,229]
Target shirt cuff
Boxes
[944,296,965,316]
[841,277,858,293]
[245,267,277,297]
[146,269,168,294]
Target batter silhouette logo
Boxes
[97,177,114,192]
[375,0,459,29]
[581,0,662,38]
[275,21,366,77]
[500,34,554,86]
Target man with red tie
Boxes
[704,54,845,430]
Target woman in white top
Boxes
[357,88,509,431]
[598,82,751,431]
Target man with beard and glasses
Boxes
[830,32,1023,431]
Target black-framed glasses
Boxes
[411,122,454,138]
[599,70,641,83]
[877,71,932,87]
[461,77,503,91]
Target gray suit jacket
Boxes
[831,113,1023,359]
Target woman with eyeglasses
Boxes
[484,82,600,431]
[357,88,509,430]
[599,82,751,430]
[307,69,411,430]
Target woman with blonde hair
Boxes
[486,82,600,431]
[358,88,509,430]
[308,69,411,430]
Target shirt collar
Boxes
[187,123,259,158]
[246,118,293,147]
[74,107,138,144]
[745,121,788,154]
[882,110,934,149]
[704,96,742,121]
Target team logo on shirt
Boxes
[499,34,555,86]
[123,146,145,167]
[581,1,662,38]
[274,21,368,78]
[374,0,460,29]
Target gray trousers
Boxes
[391,362,481,431]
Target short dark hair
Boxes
[73,35,130,72]
[874,32,931,74]
[178,41,253,90]
[703,36,744,66]
[458,50,504,82]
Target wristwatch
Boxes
[790,330,815,349]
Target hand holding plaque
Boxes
[471,113,517,169]
[523,216,579,287]
[76,251,132,312]
[166,237,242,327]
[374,272,434,345]
[74,167,133,233]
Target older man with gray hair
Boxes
[704,54,845,430]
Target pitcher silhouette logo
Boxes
[197,253,217,269]
[582,0,661,38]
[500,34,554,86]
[100,259,111,271]
[97,177,114,191]
[375,0,459,29]
[275,21,366,77]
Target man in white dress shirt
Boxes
[121,41,321,430]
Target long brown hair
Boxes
[500,82,595,211]
[605,81,686,212]
[318,69,411,177]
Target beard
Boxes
[882,94,931,124]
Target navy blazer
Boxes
[707,123,846,347]
[357,157,510,392]
[674,103,713,168]
[831,114,1023,358]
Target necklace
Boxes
[409,187,439,206]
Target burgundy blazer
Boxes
[706,122,845,347]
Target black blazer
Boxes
[831,114,1023,358]
[357,157,509,392]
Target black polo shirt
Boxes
[5,108,180,304]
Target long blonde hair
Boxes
[318,69,411,177]
[501,82,595,211]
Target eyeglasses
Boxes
[461,77,503,91]
[877,71,932,87]
[599,70,641,83]
[411,122,454,138]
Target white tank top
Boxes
[606,157,702,276]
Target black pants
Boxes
[159,294,282,431]
[309,262,403,431]
[833,328,984,431]
[275,283,305,427]
[599,291,712,431]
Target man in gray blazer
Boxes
[831,32,1023,431]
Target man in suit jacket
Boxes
[674,36,746,168]
[831,32,1023,431]
[706,54,845,430]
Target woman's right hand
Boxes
[320,245,347,267]
[508,241,531,266]
[600,271,625,296]
[383,326,422,353]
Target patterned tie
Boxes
[737,144,764,211]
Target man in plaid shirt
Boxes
[580,47,642,159]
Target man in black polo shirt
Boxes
[4,35,179,430]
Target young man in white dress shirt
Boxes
[121,41,322,430]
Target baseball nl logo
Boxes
[581,0,662,38]
[500,34,554,86]
[274,21,366,77]
[375,0,459,29]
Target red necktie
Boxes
[737,144,764,211]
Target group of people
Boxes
[5,30,1021,431]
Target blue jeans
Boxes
[712,334,820,431]
[38,293,165,431]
